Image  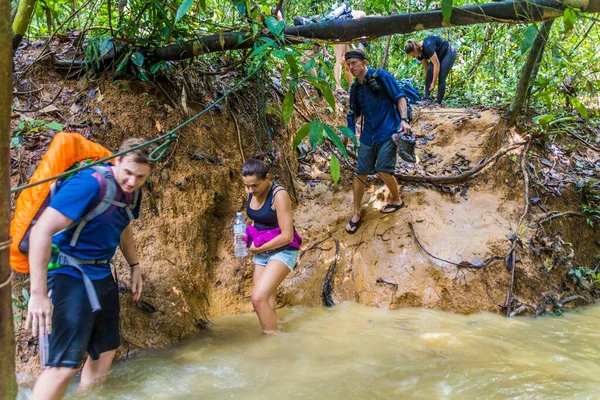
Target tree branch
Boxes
[145,0,600,61]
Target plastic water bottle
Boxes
[233,212,248,258]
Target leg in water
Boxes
[252,259,291,332]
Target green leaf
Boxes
[521,25,538,55]
[285,54,299,77]
[309,120,324,149]
[441,0,453,25]
[292,122,311,148]
[282,90,295,125]
[266,106,282,115]
[99,36,114,56]
[160,26,171,40]
[272,50,287,60]
[22,288,29,302]
[150,61,167,74]
[131,52,144,67]
[563,8,576,34]
[116,49,133,72]
[44,121,63,131]
[136,68,152,83]
[175,0,194,23]
[320,83,336,111]
[569,96,589,121]
[533,114,554,130]
[338,126,357,148]
[330,154,341,184]
[306,78,334,109]
[265,16,283,36]
[250,38,275,57]
[324,125,348,158]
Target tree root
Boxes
[322,240,340,307]
[409,222,504,269]
[300,236,332,260]
[394,141,526,184]
[537,211,585,226]
[506,140,531,317]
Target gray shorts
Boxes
[356,138,397,175]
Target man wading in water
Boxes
[344,49,410,234]
[26,139,152,399]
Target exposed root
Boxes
[322,240,340,307]
[409,222,503,269]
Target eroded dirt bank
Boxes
[10,54,598,378]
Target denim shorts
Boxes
[253,249,299,271]
[356,137,398,175]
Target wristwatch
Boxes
[400,117,408,122]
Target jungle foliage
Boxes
[10,0,600,179]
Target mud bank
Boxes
[10,57,598,377]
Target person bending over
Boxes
[405,36,457,104]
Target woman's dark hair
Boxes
[242,158,269,179]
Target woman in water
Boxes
[242,158,301,333]
[405,36,457,104]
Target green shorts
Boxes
[356,137,398,175]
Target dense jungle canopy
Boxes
[8,0,600,109]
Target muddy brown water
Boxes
[21,302,600,399]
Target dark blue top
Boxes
[417,36,451,61]
[49,165,141,280]
[247,183,284,231]
[351,68,403,146]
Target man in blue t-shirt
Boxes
[26,138,153,399]
[344,49,410,234]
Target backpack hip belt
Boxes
[51,249,106,312]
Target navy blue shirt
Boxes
[351,68,403,146]
[417,36,450,61]
[49,165,141,280]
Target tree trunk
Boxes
[467,25,494,76]
[524,36,548,111]
[44,5,53,35]
[1,0,17,398]
[380,35,392,70]
[507,20,554,125]
[147,0,599,61]
[11,0,37,51]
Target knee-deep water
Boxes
[31,302,600,399]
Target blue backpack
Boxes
[397,79,421,104]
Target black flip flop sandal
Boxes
[380,202,406,214]
[345,218,361,234]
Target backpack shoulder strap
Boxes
[68,166,117,247]
[349,80,359,114]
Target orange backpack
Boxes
[10,132,113,273]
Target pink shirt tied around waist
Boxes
[244,225,303,250]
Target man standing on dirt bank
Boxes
[26,139,152,399]
[344,49,410,234]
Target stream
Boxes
[21,301,600,399]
